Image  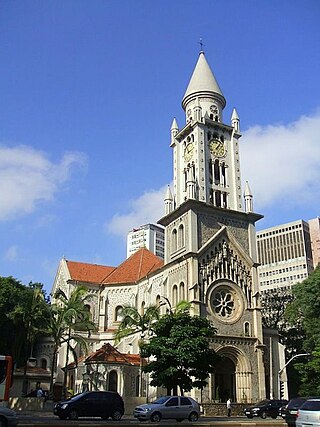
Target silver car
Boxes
[133,396,200,422]
[296,398,320,427]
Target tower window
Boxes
[214,160,220,184]
[178,224,185,248]
[215,191,221,207]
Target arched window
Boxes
[140,301,145,316]
[178,224,185,248]
[40,358,47,370]
[104,299,108,330]
[108,370,118,392]
[172,229,177,252]
[115,306,123,322]
[179,282,185,301]
[244,322,251,337]
[172,285,178,307]
[156,295,161,307]
[214,159,220,184]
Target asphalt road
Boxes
[17,412,288,427]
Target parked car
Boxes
[53,391,124,420]
[244,399,288,419]
[133,396,200,422]
[0,406,18,427]
[296,398,320,427]
[282,397,318,427]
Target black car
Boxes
[281,397,319,427]
[53,391,124,420]
[244,399,288,419]
[0,407,18,427]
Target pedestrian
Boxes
[227,398,232,417]
[36,386,43,398]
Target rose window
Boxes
[212,289,235,318]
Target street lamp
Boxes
[278,353,310,398]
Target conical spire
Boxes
[182,52,226,110]
[171,117,178,131]
[231,108,239,121]
[244,181,253,213]
[164,185,173,215]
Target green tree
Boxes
[47,286,96,396]
[285,266,320,395]
[140,307,220,395]
[294,346,320,395]
[0,277,48,366]
[261,287,305,358]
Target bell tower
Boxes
[170,51,242,212]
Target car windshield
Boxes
[152,397,171,405]
[69,392,86,401]
[288,398,307,409]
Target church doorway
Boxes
[213,357,236,402]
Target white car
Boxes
[296,398,320,427]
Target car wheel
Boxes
[189,412,199,422]
[246,415,253,419]
[150,412,162,422]
[0,416,7,427]
[58,415,67,420]
[69,410,78,420]
[261,411,267,419]
[111,410,123,421]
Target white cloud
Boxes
[106,111,320,237]
[0,145,87,221]
[241,110,320,210]
[106,185,168,239]
[4,245,18,262]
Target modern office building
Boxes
[257,220,314,293]
[309,217,320,267]
[126,224,165,259]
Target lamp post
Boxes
[278,353,310,398]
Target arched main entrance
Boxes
[211,346,252,403]
[213,357,236,402]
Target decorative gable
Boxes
[198,227,253,308]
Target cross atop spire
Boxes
[199,38,205,52]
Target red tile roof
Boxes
[102,248,163,284]
[66,248,163,286]
[66,260,115,284]
[85,343,143,366]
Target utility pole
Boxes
[278,353,310,398]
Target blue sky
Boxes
[1,0,319,293]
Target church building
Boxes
[46,51,275,405]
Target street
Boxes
[17,413,288,427]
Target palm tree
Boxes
[47,286,96,397]
[114,303,161,397]
[114,304,161,344]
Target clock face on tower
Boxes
[184,143,194,162]
[209,139,225,157]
